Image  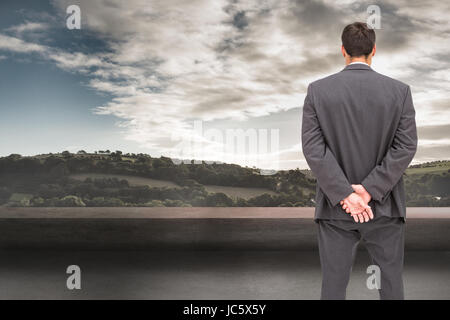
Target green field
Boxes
[69,173,179,188]
[70,173,277,200]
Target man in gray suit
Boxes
[301,22,417,300]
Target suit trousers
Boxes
[317,216,405,300]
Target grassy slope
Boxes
[69,173,277,200]
[70,173,179,188]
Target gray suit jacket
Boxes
[301,63,418,221]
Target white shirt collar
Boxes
[349,61,369,66]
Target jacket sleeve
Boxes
[361,85,418,202]
[301,83,354,206]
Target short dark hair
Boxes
[341,22,376,57]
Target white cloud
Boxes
[6,21,49,34]
[0,34,47,53]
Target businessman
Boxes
[301,22,417,300]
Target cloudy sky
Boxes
[0,0,449,170]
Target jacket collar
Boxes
[342,63,373,71]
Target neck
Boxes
[346,56,371,66]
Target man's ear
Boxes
[372,44,376,57]
[341,45,347,57]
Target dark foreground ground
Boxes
[1,249,449,300]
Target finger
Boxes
[357,201,368,217]
[358,214,364,223]
[363,211,369,222]
[346,208,350,213]
[340,201,344,205]
[366,206,374,220]
[353,214,358,222]
[342,204,347,210]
